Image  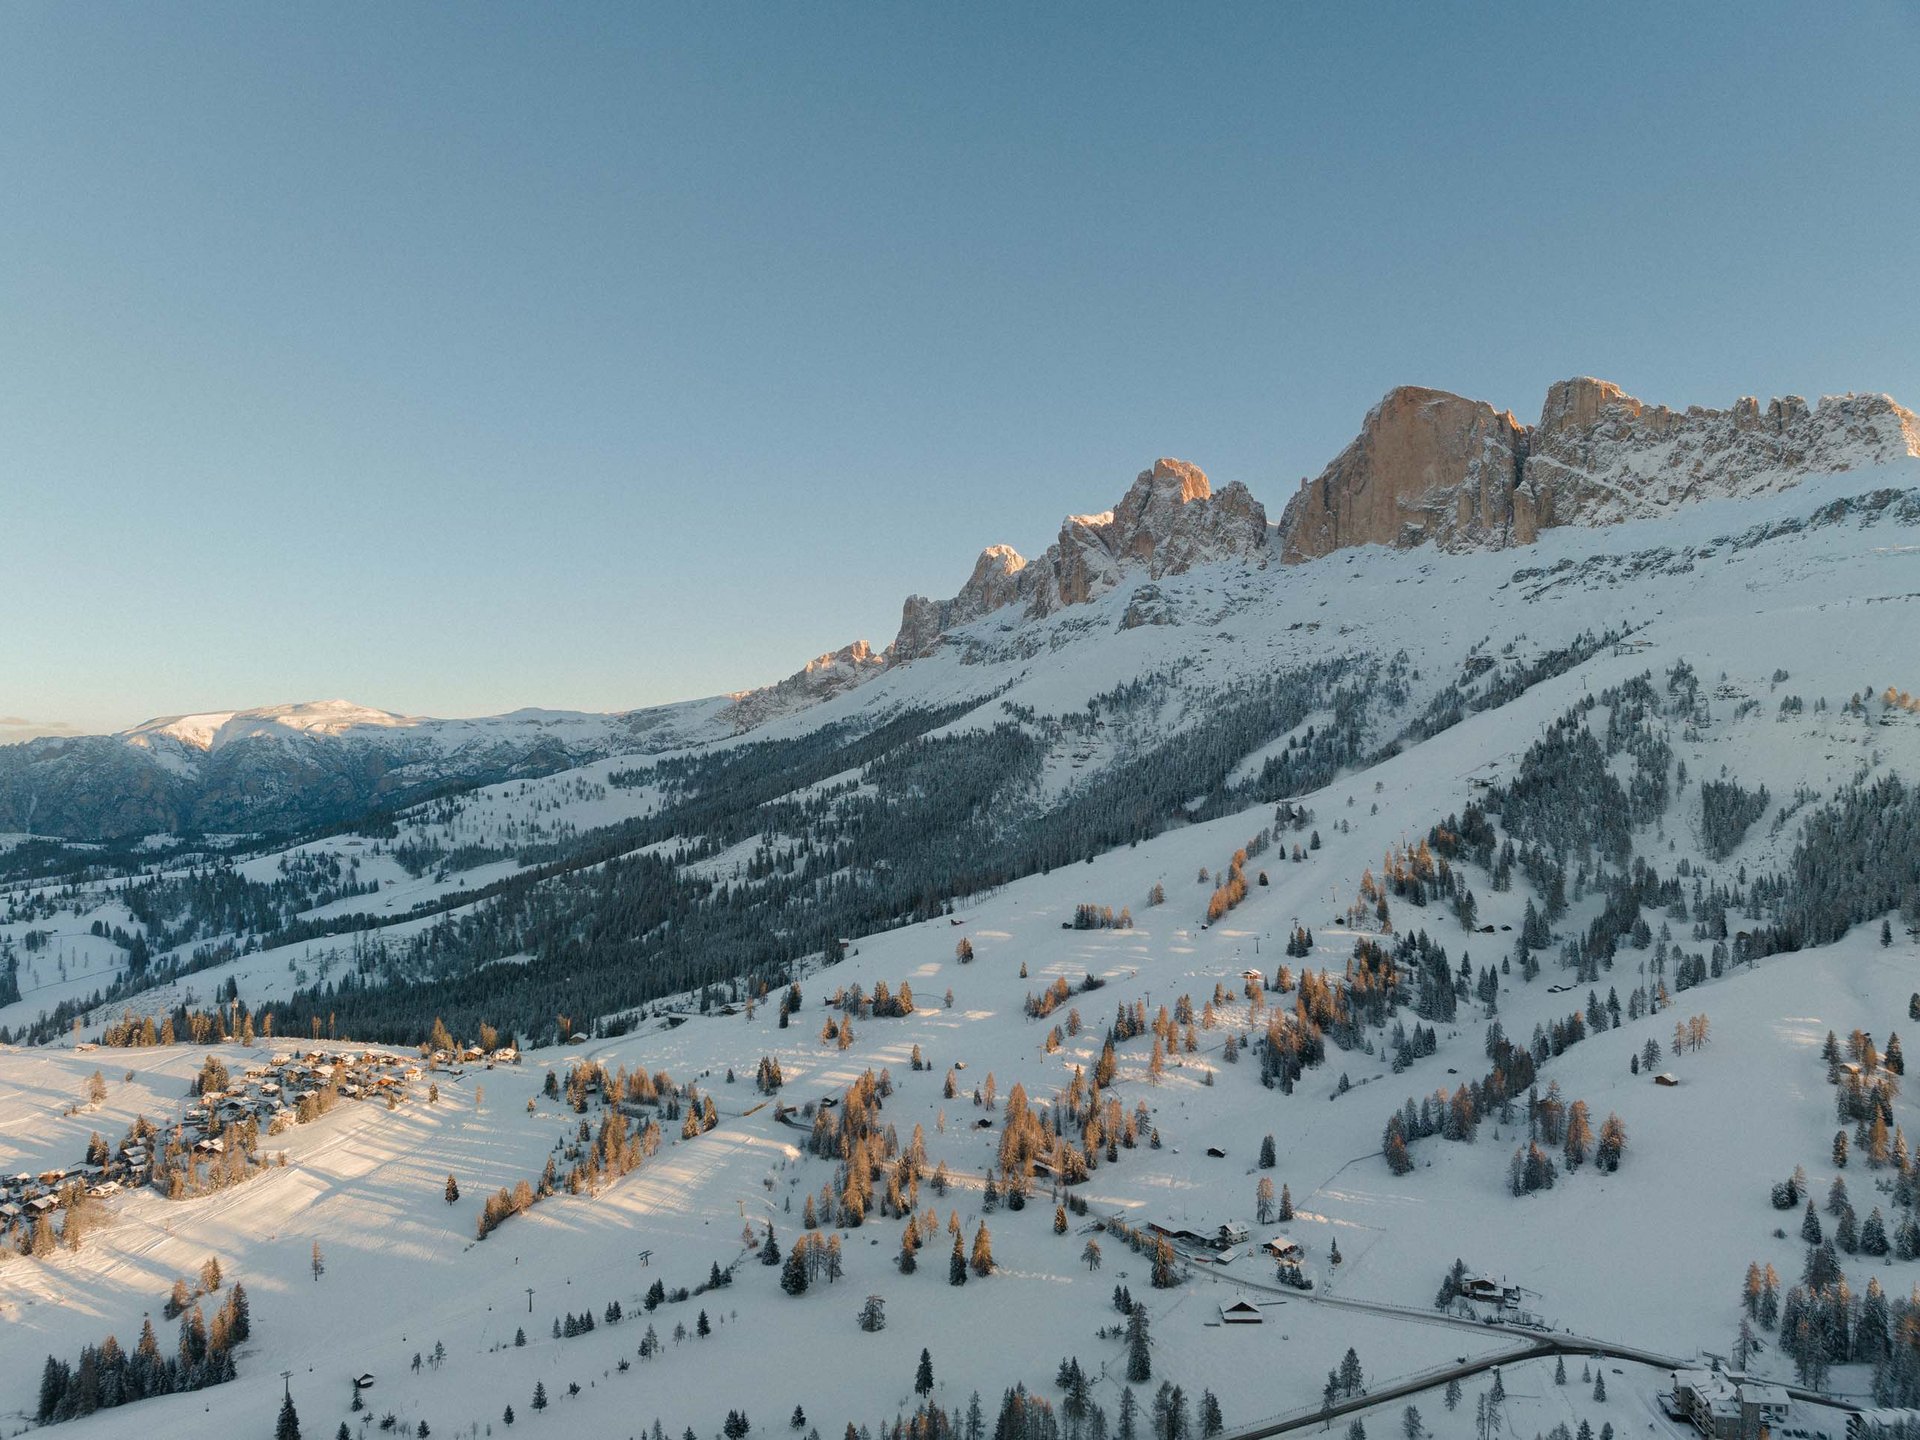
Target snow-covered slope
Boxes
[0,696,731,839]
[4,391,1920,1440]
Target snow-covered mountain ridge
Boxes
[4,377,1914,838]
[763,376,1917,701]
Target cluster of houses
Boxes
[202,1048,426,1121]
[1,1047,431,1236]
[1139,1219,1316,1274]
[1664,1370,1791,1440]
[0,1169,83,1231]
[428,1044,518,1068]
[1146,1219,1251,1257]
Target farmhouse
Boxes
[1220,1300,1263,1324]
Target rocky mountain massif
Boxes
[857,377,1920,671]
[1277,377,1920,560]
[6,376,1915,838]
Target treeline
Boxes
[1699,778,1770,860]
[1392,627,1625,748]
[122,860,378,954]
[254,659,1383,1046]
[37,1284,250,1424]
[1485,672,1673,881]
[1750,775,1920,953]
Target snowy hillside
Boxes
[3,421,1920,1440]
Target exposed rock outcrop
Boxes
[1278,388,1530,561]
[1279,377,1920,559]
[721,640,886,733]
[1023,459,1269,616]
[1518,378,1920,529]
[890,545,1030,662]
[885,459,1270,659]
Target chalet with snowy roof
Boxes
[1219,1300,1263,1324]
[1263,1237,1303,1261]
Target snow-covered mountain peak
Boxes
[123,699,415,753]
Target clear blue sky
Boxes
[5,3,1917,738]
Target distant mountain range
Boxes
[6,376,1914,841]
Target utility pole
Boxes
[280,1370,292,1399]
[526,1287,535,1313]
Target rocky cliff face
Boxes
[1279,377,1920,559]
[1278,388,1531,561]
[720,641,886,732]
[884,459,1270,660]
[890,545,1030,662]
[1517,377,1920,529]
[1022,459,1269,616]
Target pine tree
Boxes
[276,1392,302,1440]
[949,1234,967,1287]
[1189,1388,1222,1439]
[782,1246,809,1296]
[1259,1135,1276,1168]
[915,1348,935,1397]
[229,1282,251,1341]
[445,1174,459,1205]
[1339,1347,1364,1397]
[1126,1303,1151,1383]
[532,1382,548,1411]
